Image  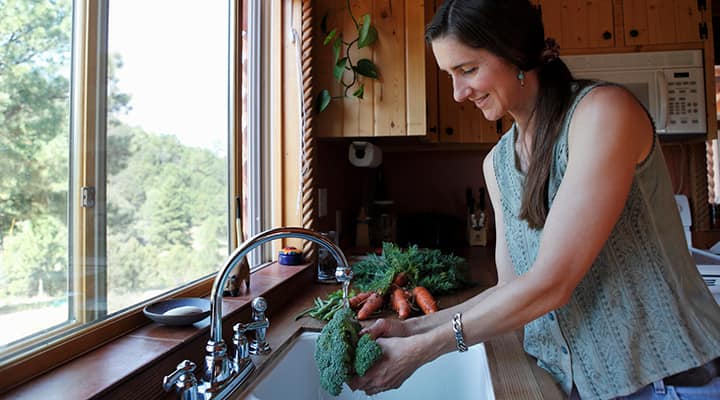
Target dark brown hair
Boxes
[425,0,576,229]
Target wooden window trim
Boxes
[1,278,214,393]
[1,0,249,391]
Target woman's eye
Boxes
[462,67,477,75]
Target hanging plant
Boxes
[316,1,379,114]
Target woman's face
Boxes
[431,35,521,122]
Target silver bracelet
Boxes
[452,312,469,352]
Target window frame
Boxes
[0,0,248,391]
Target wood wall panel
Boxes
[343,0,375,138]
[405,0,426,136]
[373,0,407,136]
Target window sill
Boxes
[3,262,315,400]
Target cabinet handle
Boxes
[429,126,437,133]
[629,29,639,38]
[602,31,612,40]
[445,127,454,136]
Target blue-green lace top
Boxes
[492,81,720,400]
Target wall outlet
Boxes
[318,188,327,217]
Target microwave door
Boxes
[570,70,659,131]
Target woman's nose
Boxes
[453,81,471,103]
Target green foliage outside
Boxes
[0,0,227,309]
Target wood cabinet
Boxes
[430,72,509,143]
[313,0,427,138]
[313,0,502,143]
[313,0,710,141]
[622,0,704,46]
[533,0,706,51]
[532,0,616,50]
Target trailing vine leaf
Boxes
[358,14,378,49]
[316,2,380,114]
[320,13,329,35]
[323,28,338,46]
[353,59,378,79]
[334,57,348,82]
[352,84,365,99]
[317,90,331,113]
[332,37,342,63]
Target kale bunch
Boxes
[314,307,383,396]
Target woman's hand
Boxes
[360,317,410,339]
[349,336,426,395]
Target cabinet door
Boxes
[534,0,615,50]
[437,73,500,143]
[623,0,702,45]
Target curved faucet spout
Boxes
[208,227,351,346]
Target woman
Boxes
[350,1,720,399]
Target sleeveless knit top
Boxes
[492,82,720,400]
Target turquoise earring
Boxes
[517,71,525,88]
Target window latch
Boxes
[81,186,95,208]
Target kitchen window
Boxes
[0,0,264,385]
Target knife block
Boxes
[467,211,487,247]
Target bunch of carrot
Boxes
[349,272,438,320]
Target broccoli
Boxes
[313,307,383,396]
[354,333,383,376]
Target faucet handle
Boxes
[251,297,267,319]
[163,360,199,400]
[249,297,271,355]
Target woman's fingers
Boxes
[359,318,388,339]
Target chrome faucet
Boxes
[163,227,352,400]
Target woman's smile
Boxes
[470,93,490,108]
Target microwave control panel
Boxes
[665,68,706,133]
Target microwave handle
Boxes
[656,71,668,133]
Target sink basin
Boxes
[243,331,495,400]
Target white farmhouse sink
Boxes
[243,331,495,400]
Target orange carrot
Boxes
[413,286,438,315]
[357,292,384,320]
[349,291,373,310]
[392,271,409,288]
[391,287,411,319]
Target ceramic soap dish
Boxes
[143,297,211,326]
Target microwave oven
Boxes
[561,50,706,135]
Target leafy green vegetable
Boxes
[352,242,471,296]
[354,333,382,376]
[314,308,383,396]
[295,288,350,322]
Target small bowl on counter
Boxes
[143,297,211,326]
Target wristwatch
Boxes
[452,312,469,352]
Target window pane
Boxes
[0,0,73,346]
[106,0,229,312]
